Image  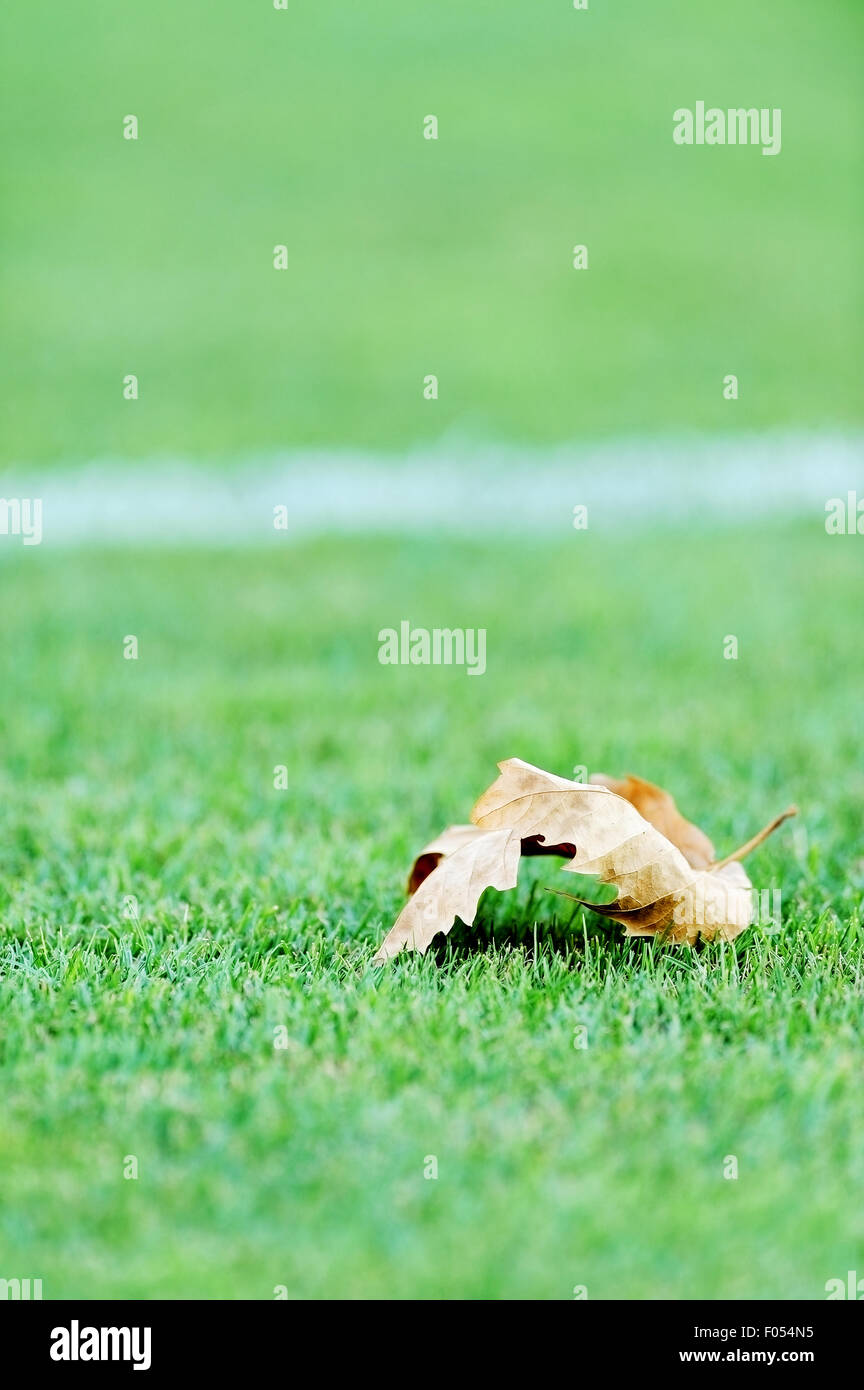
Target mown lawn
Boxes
[1,0,861,463]
[0,522,861,1298]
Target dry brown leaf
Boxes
[406,825,484,894]
[373,758,796,964]
[406,822,576,893]
[589,773,715,869]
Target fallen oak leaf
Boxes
[372,759,796,963]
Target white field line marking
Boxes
[1,431,861,545]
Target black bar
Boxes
[6,1299,861,1376]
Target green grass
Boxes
[1,0,862,463]
[1,522,862,1298]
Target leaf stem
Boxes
[710,806,798,871]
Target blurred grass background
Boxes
[0,0,861,464]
